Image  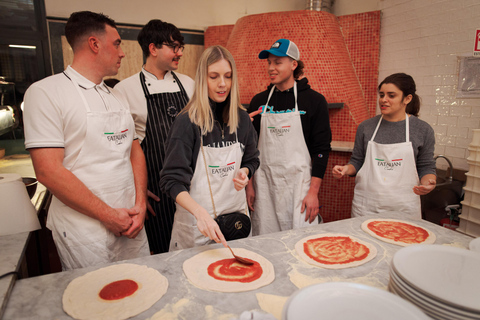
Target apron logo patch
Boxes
[375,158,403,171]
[262,105,306,115]
[268,126,291,136]
[209,162,235,178]
[167,105,178,117]
[104,129,128,145]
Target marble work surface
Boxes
[0,154,46,318]
[4,212,474,320]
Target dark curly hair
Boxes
[137,19,184,58]
[379,73,421,117]
[294,60,305,79]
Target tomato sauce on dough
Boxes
[99,279,139,300]
[207,258,263,282]
[303,236,370,265]
[367,221,429,244]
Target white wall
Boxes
[44,0,305,30]
[378,0,480,171]
[332,0,379,16]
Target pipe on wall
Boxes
[306,0,335,13]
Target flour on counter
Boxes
[148,298,190,320]
[256,293,289,320]
[442,242,467,248]
[287,264,387,290]
[149,298,235,320]
[205,305,236,320]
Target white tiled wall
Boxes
[378,0,480,171]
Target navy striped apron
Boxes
[139,71,189,254]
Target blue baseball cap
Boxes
[258,39,300,60]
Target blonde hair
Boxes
[181,45,244,135]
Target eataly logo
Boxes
[375,158,403,170]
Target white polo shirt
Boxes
[116,68,194,143]
[24,66,132,169]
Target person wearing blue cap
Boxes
[246,39,332,235]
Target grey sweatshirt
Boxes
[349,115,436,179]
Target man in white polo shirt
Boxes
[23,11,150,270]
[116,19,194,254]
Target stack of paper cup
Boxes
[459,129,480,237]
[0,173,41,236]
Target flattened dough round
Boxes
[183,248,275,292]
[295,233,377,269]
[63,263,168,320]
[361,218,436,246]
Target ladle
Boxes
[227,245,253,265]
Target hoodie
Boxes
[247,77,332,178]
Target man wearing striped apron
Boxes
[116,20,194,254]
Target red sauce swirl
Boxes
[98,279,138,300]
[207,258,263,282]
[303,236,370,265]
[367,221,429,244]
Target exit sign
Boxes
[474,29,480,56]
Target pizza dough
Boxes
[295,233,377,269]
[183,248,275,292]
[63,263,168,320]
[361,218,436,246]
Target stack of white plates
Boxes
[388,245,480,320]
[282,282,429,320]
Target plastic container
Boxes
[457,219,467,233]
[465,172,480,190]
[467,147,480,162]
[458,218,480,238]
[465,175,474,189]
[467,161,480,175]
[459,203,480,223]
[470,129,480,147]
[462,187,480,207]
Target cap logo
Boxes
[271,42,281,49]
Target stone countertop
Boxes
[0,154,46,318]
[3,212,474,320]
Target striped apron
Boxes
[139,71,190,254]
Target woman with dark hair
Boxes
[332,73,436,218]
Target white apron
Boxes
[48,73,149,270]
[169,131,248,251]
[252,83,318,236]
[351,115,421,218]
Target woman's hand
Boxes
[248,109,262,122]
[233,168,249,191]
[246,180,255,211]
[193,207,228,248]
[413,179,436,195]
[332,165,347,179]
[332,165,355,179]
[146,190,160,219]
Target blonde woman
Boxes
[160,46,259,250]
